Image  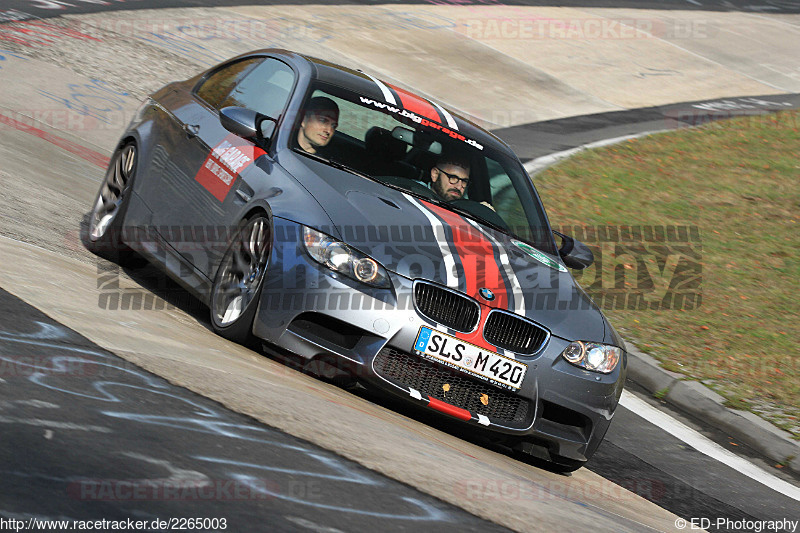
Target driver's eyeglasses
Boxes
[436,167,469,187]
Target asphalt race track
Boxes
[1,1,799,531]
[0,287,511,532]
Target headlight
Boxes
[560,341,621,374]
[302,227,390,288]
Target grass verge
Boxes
[535,110,799,437]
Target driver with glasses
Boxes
[429,156,470,202]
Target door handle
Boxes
[183,123,200,137]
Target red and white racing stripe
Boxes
[430,100,459,131]
[464,218,526,316]
[387,83,441,124]
[362,73,459,129]
[361,72,397,106]
[408,199,514,354]
[423,201,509,310]
[402,193,458,289]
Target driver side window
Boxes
[196,58,262,110]
[221,59,295,119]
[196,57,296,120]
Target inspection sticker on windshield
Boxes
[413,326,526,391]
[512,240,567,272]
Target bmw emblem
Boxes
[479,288,495,301]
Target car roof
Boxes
[254,49,511,154]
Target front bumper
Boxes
[252,219,626,462]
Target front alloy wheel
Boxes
[90,143,135,242]
[85,142,138,263]
[210,215,272,344]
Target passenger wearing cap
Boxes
[297,96,339,155]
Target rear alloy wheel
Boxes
[86,142,137,263]
[210,215,272,344]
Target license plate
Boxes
[413,326,527,391]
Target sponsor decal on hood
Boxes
[512,239,568,272]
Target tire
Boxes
[209,214,272,345]
[86,141,138,264]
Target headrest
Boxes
[364,127,407,161]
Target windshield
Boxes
[292,82,556,254]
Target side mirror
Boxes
[553,230,594,270]
[219,106,277,143]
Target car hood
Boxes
[281,154,605,342]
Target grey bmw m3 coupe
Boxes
[86,49,626,472]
